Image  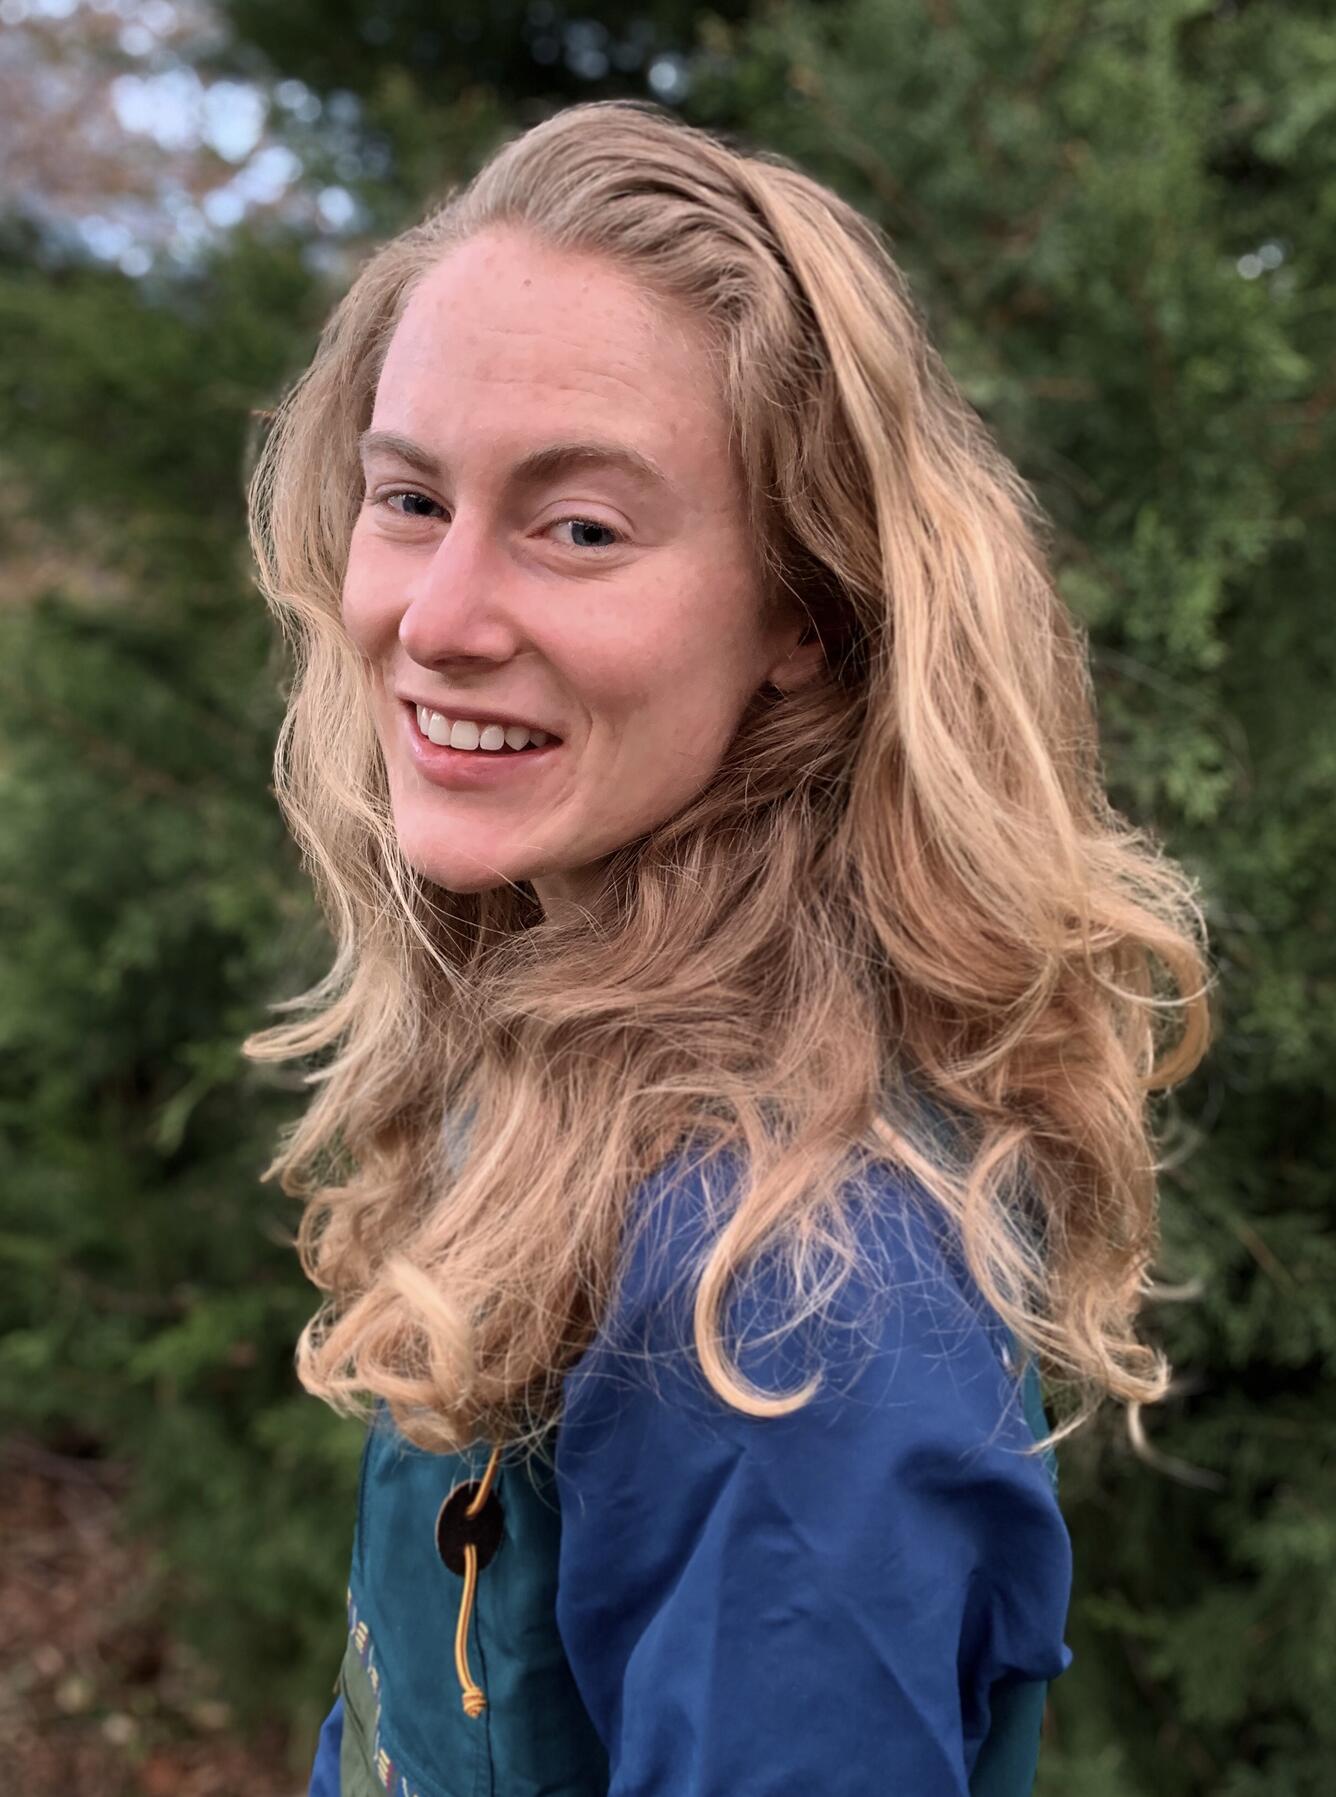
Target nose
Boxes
[396,516,526,671]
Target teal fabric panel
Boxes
[968,1674,1051,1797]
[348,1415,608,1797]
[479,1446,610,1796]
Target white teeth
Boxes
[413,706,554,752]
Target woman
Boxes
[243,99,1211,1796]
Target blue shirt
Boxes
[310,1142,1073,1794]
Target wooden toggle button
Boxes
[435,1476,505,1576]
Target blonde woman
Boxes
[244,99,1210,1797]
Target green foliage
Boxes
[209,0,757,237]
[682,1,1334,1788]
[0,1,1330,1789]
[0,234,365,1748]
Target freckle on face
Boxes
[340,226,795,913]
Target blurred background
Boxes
[0,1,1330,1792]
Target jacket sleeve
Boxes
[552,1151,1074,1797]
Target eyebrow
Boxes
[356,429,672,496]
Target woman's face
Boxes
[342,225,822,915]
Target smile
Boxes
[401,701,565,790]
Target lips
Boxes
[399,699,563,788]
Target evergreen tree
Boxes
[0,229,365,1747]
[679,4,1333,1790]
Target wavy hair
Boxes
[242,99,1212,1462]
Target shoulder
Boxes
[562,1139,1018,1427]
[556,1139,1051,1516]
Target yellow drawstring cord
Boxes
[453,1441,503,1718]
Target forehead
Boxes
[373,229,731,482]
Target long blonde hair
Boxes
[243,99,1212,1461]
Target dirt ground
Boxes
[0,1434,304,1797]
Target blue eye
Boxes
[549,518,622,552]
[381,490,441,520]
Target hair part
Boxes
[243,99,1212,1465]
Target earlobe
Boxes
[765,635,827,694]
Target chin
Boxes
[385,805,511,893]
[401,855,518,896]
[388,832,502,893]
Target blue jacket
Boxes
[309,1144,1074,1795]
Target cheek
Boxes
[610,552,763,694]
[340,531,400,654]
[571,637,714,749]
[639,596,765,737]
[599,634,755,781]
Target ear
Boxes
[763,625,826,694]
